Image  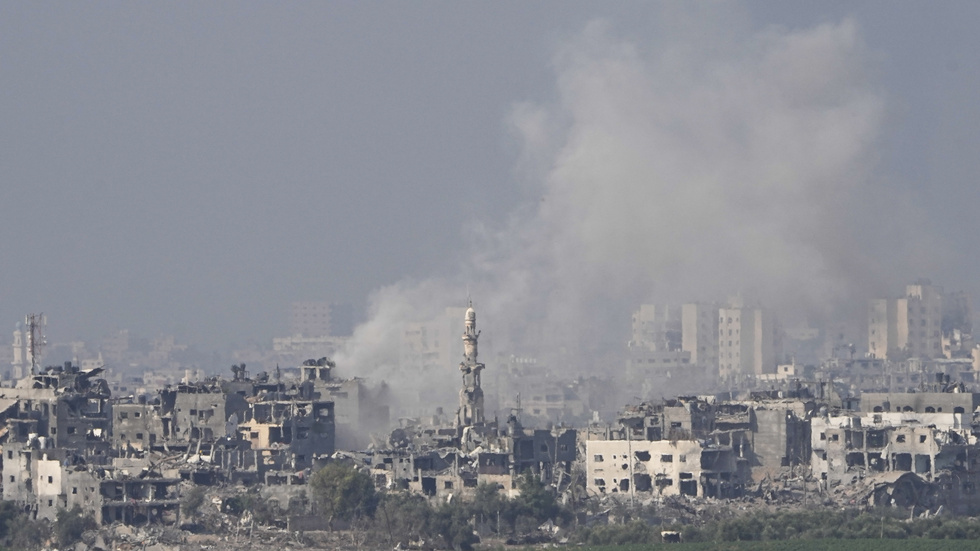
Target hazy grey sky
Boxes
[2,2,979,351]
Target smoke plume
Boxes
[336,15,927,414]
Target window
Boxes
[136,433,144,440]
[896,435,906,443]
[47,476,52,483]
[594,455,603,462]
[67,427,76,435]
[119,412,128,420]
[661,454,673,463]
[134,412,141,418]
[72,487,77,494]
[920,435,927,443]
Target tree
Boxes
[309,462,379,528]
[432,501,479,551]
[514,472,559,523]
[377,492,433,547]
[0,500,46,550]
[54,505,97,548]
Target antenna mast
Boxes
[25,313,46,376]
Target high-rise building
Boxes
[682,303,719,370]
[289,301,354,337]
[11,323,26,380]
[400,307,467,376]
[630,305,681,351]
[905,281,943,358]
[717,299,779,380]
[868,280,946,360]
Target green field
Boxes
[571,540,980,551]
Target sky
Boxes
[2,2,980,364]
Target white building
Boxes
[868,280,944,359]
[586,439,739,498]
[681,302,719,371]
[717,300,778,380]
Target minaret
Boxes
[456,302,485,427]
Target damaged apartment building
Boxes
[586,388,822,499]
[812,389,980,514]
[110,362,338,482]
[0,358,343,525]
[0,362,180,524]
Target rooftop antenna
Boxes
[25,313,46,376]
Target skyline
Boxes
[2,3,980,360]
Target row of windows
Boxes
[593,453,685,463]
[820,431,929,444]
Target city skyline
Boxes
[2,3,979,368]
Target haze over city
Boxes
[7,5,980,547]
[2,2,980,377]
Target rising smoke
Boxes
[335,14,932,414]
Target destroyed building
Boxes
[237,398,335,470]
[350,304,579,502]
[299,358,389,450]
[588,397,746,499]
[586,438,741,498]
[811,408,980,515]
[0,362,162,523]
[0,356,344,526]
[587,389,825,500]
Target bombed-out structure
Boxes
[353,304,579,501]
[0,357,344,525]
[811,390,980,514]
[586,385,829,499]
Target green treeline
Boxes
[578,509,980,546]
[307,465,567,550]
[303,464,980,550]
[579,540,980,551]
